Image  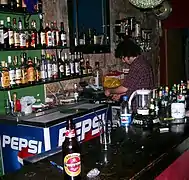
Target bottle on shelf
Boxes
[58,51,64,79]
[13,18,20,48]
[93,61,103,88]
[45,23,52,47]
[0,20,5,49]
[80,52,87,75]
[59,22,67,47]
[7,16,14,49]
[53,21,59,47]
[3,19,9,49]
[34,57,41,82]
[16,0,22,12]
[27,57,35,84]
[39,17,46,48]
[30,20,37,48]
[74,52,80,76]
[52,54,58,80]
[18,17,26,48]
[1,61,10,89]
[46,54,52,81]
[14,56,22,86]
[73,83,79,103]
[20,54,28,85]
[21,0,26,12]
[70,53,75,76]
[50,22,55,47]
[62,119,81,180]
[86,59,92,75]
[79,25,86,45]
[40,54,47,82]
[64,53,71,77]
[10,0,17,10]
[36,0,42,13]
[7,56,16,88]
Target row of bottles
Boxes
[0,0,42,13]
[0,17,67,49]
[76,27,110,46]
[115,17,152,52]
[0,51,96,89]
[149,81,189,118]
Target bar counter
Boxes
[2,122,189,180]
[0,100,109,174]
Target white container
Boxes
[171,103,185,119]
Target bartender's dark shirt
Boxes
[122,55,154,110]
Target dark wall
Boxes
[163,0,189,29]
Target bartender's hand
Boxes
[104,89,111,97]
[111,94,121,101]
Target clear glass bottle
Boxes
[93,61,103,88]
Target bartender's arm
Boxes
[105,86,128,101]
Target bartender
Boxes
[105,38,154,105]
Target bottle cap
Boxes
[123,95,128,101]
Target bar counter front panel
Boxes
[0,102,109,174]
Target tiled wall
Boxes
[43,0,160,102]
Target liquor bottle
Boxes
[70,53,75,76]
[25,21,30,48]
[18,17,26,48]
[36,0,42,13]
[7,17,14,49]
[45,23,52,47]
[80,52,87,75]
[53,21,59,47]
[34,57,41,82]
[40,54,47,82]
[59,53,65,79]
[93,62,103,88]
[50,22,55,47]
[52,54,58,80]
[8,56,16,87]
[16,0,22,11]
[14,56,21,86]
[79,25,86,45]
[3,19,9,49]
[73,83,79,103]
[64,53,71,77]
[13,18,20,48]
[86,59,92,75]
[74,52,80,76]
[46,54,52,81]
[39,15,46,48]
[22,0,26,12]
[20,55,28,85]
[87,28,94,45]
[62,119,81,180]
[27,58,35,84]
[0,20,4,49]
[30,20,37,48]
[59,22,67,47]
[10,0,17,10]
[0,0,9,9]
[1,61,10,89]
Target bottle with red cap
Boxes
[62,119,81,180]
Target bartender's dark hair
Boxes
[115,37,141,58]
